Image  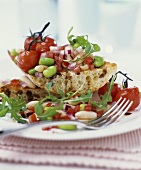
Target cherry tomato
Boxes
[98,83,121,102]
[115,87,140,111]
[44,36,57,46]
[17,50,40,73]
[24,37,39,50]
[28,113,38,123]
[84,56,94,65]
[36,37,57,54]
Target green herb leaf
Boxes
[93,44,101,52]
[34,102,44,117]
[0,93,28,124]
[44,82,59,102]
[58,89,66,99]
[67,27,101,62]
[46,82,53,92]
[37,103,64,121]
[0,108,9,117]
[64,90,92,103]
[92,75,115,109]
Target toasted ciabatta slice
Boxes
[0,77,48,102]
[26,61,117,96]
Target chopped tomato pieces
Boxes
[84,103,92,111]
[28,113,38,123]
[10,79,21,86]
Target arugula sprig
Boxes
[66,27,101,62]
[46,82,93,103]
[0,93,28,124]
[34,82,92,119]
[92,75,115,109]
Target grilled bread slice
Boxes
[0,61,117,102]
[0,77,48,102]
[0,83,48,102]
[26,61,117,96]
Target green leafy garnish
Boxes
[34,83,92,119]
[67,27,101,62]
[64,90,92,103]
[36,103,64,121]
[34,77,114,119]
[92,75,115,109]
[0,93,27,124]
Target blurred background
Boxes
[0,0,140,86]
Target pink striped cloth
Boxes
[0,128,141,170]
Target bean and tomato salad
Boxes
[6,22,141,130]
[9,22,105,78]
[18,71,141,129]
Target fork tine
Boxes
[93,100,133,127]
[112,100,133,121]
[102,97,123,117]
[106,98,127,118]
[88,97,123,125]
[87,98,133,127]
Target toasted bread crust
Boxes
[26,62,117,95]
[0,84,48,102]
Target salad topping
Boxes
[9,23,103,77]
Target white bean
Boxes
[26,101,39,109]
[80,64,89,70]
[19,76,36,89]
[34,65,47,72]
[75,111,97,120]
[57,110,66,117]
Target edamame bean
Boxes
[44,106,53,111]
[58,124,77,131]
[39,57,54,66]
[43,66,57,78]
[80,104,85,111]
[28,68,36,75]
[10,49,19,56]
[93,56,104,67]
[47,117,53,120]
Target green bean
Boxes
[43,66,57,78]
[39,58,54,66]
[28,68,36,75]
[93,56,104,67]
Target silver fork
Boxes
[0,97,133,137]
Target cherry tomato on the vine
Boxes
[115,86,140,111]
[98,83,121,102]
[36,37,57,54]
[24,37,40,51]
[17,50,40,73]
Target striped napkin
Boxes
[0,128,141,170]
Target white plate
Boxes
[12,103,141,141]
[1,51,141,141]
